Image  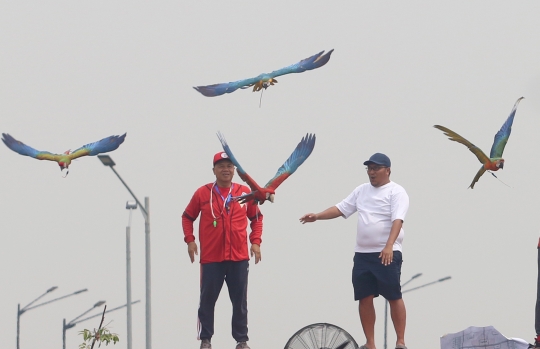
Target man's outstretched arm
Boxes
[299,206,343,224]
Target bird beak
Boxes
[499,162,504,169]
[61,167,69,178]
[268,194,275,203]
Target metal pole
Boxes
[534,239,540,336]
[401,277,451,294]
[101,162,150,349]
[23,289,88,312]
[126,224,133,349]
[16,288,85,349]
[63,302,140,349]
[75,301,141,324]
[145,196,151,349]
[16,304,20,349]
[21,287,57,312]
[109,166,148,219]
[62,318,67,349]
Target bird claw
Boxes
[232,194,251,204]
[232,192,264,205]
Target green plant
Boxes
[79,306,119,349]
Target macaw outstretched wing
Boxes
[1,133,59,161]
[433,125,490,164]
[264,133,316,190]
[70,133,127,160]
[216,132,260,191]
[194,76,262,97]
[267,50,334,79]
[489,97,523,159]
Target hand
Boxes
[299,213,317,224]
[187,241,198,263]
[251,244,261,264]
[379,245,393,266]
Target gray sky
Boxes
[1,1,540,348]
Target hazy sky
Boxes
[2,2,540,349]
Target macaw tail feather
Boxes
[259,88,264,108]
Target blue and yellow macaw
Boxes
[2,133,126,176]
[434,97,524,188]
[194,50,334,98]
[217,132,316,204]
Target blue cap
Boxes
[363,153,391,167]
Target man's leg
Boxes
[225,260,249,343]
[388,298,406,347]
[359,295,377,349]
[353,253,380,349]
[198,263,226,341]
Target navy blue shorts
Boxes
[352,251,403,301]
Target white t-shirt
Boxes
[335,181,409,253]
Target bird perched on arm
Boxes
[433,97,524,188]
[217,132,316,204]
[2,133,127,176]
[194,50,334,100]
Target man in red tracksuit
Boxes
[182,151,263,349]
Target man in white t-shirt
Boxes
[300,153,410,349]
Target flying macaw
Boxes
[433,97,524,189]
[194,50,334,99]
[2,133,127,176]
[217,132,316,204]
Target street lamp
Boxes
[17,287,87,349]
[62,300,106,349]
[98,154,151,349]
[402,276,452,294]
[62,300,141,349]
[402,273,423,288]
[126,200,137,349]
[383,274,451,349]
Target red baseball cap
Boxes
[213,151,231,165]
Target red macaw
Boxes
[434,97,524,188]
[217,132,316,204]
[2,133,126,176]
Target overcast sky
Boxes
[2,1,540,349]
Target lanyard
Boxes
[210,182,233,228]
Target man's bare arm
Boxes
[299,206,343,224]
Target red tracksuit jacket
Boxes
[182,182,263,264]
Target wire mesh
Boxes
[284,323,359,349]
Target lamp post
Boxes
[383,274,451,349]
[62,300,141,349]
[98,155,151,349]
[62,300,106,349]
[17,287,87,349]
[126,200,137,349]
[401,276,452,294]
